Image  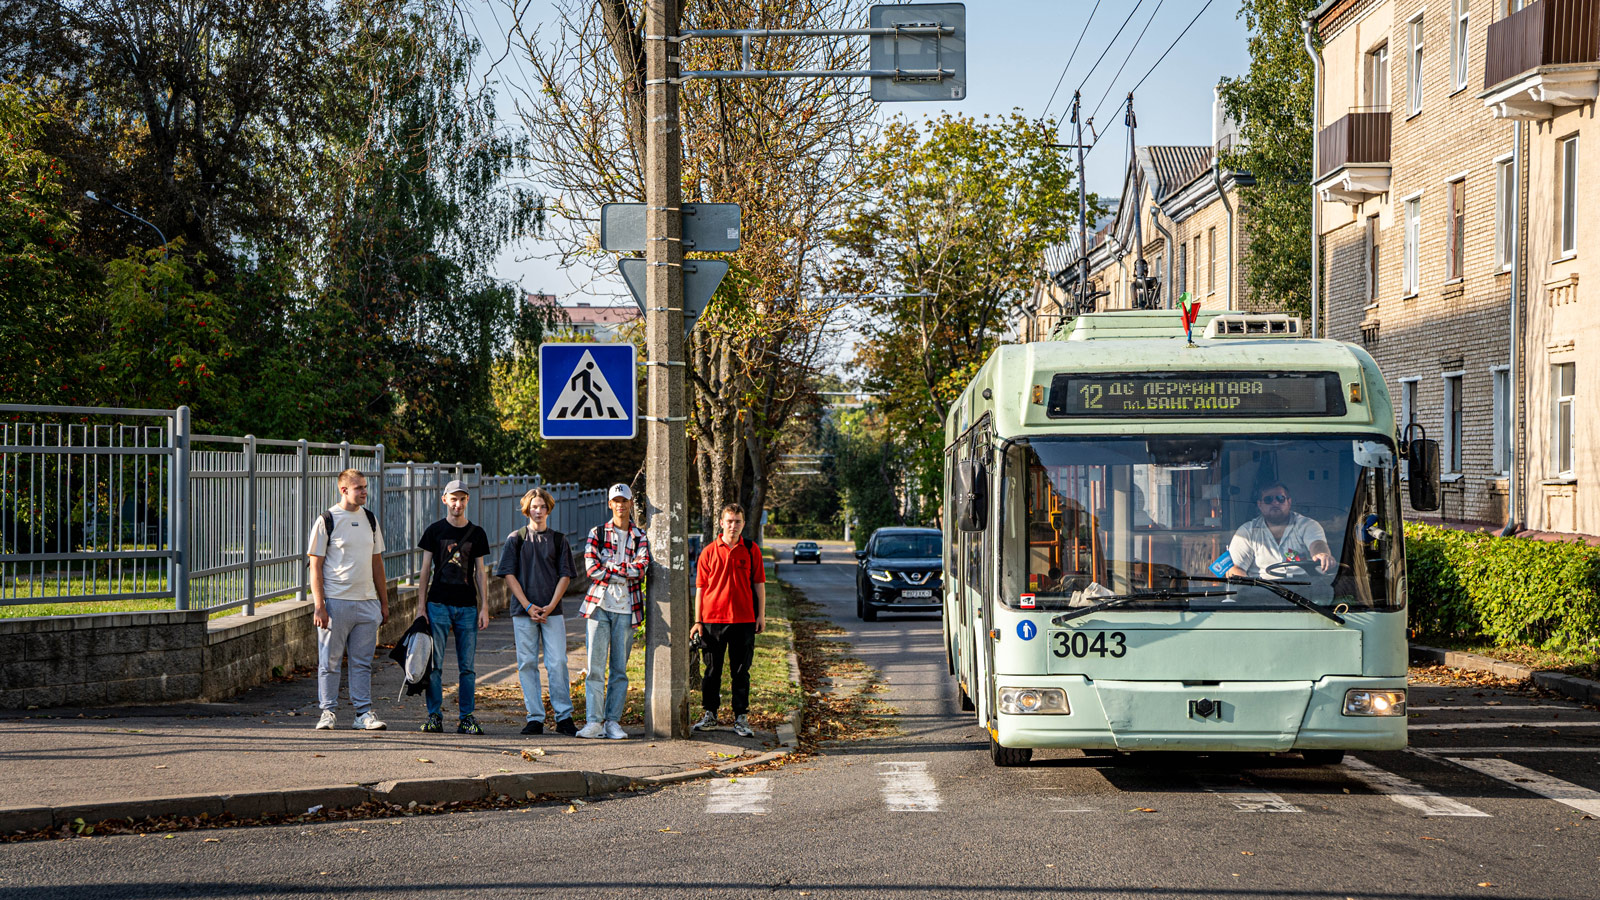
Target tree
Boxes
[830,112,1080,500]
[1217,0,1319,318]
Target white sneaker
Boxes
[315,710,336,730]
[576,721,606,739]
[692,710,718,731]
[352,711,387,731]
[733,715,754,738]
[604,721,628,740]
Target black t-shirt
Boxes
[495,526,576,616]
[419,519,490,607]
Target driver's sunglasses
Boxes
[1258,494,1288,505]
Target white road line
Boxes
[705,777,772,814]
[1415,704,1587,711]
[1414,717,1600,723]
[1341,757,1490,817]
[1410,746,1600,754]
[878,761,941,812]
[1196,777,1301,813]
[1445,757,1600,818]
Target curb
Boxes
[1410,643,1600,707]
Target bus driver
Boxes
[1225,480,1336,580]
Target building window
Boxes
[1560,136,1578,257]
[1552,362,1576,477]
[1452,0,1470,92]
[1404,196,1421,295]
[1409,15,1425,116]
[1366,214,1381,302]
[1446,180,1465,281]
[1207,227,1217,294]
[1443,373,1464,475]
[1495,157,1515,271]
[1400,378,1420,479]
[1367,43,1389,108]
[1492,366,1512,477]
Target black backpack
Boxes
[320,507,377,543]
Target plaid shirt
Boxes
[581,521,650,626]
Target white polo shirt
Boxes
[1227,512,1328,579]
[307,505,387,601]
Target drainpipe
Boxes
[1302,18,1323,335]
[1503,119,1523,536]
[1150,205,1176,308]
[1213,165,1236,313]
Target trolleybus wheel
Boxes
[1301,749,1345,766]
[990,735,1033,767]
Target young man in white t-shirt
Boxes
[1226,481,1336,581]
[307,468,390,730]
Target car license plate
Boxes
[901,589,933,599]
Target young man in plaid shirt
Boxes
[577,483,650,739]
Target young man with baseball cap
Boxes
[417,479,491,734]
[577,483,650,740]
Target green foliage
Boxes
[1217,0,1319,317]
[830,410,910,550]
[1406,523,1600,653]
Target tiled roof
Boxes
[564,304,639,325]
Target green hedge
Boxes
[1405,523,1600,652]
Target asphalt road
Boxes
[3,543,1598,899]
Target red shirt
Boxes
[696,537,766,623]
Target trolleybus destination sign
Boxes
[1047,372,1346,418]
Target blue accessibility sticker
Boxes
[1016,620,1037,641]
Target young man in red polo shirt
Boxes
[691,503,766,738]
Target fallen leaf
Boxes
[1420,836,1441,841]
[417,758,433,764]
[153,765,167,769]
[563,805,576,814]
[202,838,220,843]
[162,834,176,840]
[525,791,536,800]
[1131,807,1157,813]
[521,748,545,760]
[1478,883,1495,888]
[311,754,325,758]
[659,828,681,833]
[1240,851,1254,856]
[498,768,510,773]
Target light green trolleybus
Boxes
[942,310,1443,767]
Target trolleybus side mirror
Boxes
[955,459,989,532]
[1403,424,1441,512]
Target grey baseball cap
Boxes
[608,483,633,501]
[443,479,471,496]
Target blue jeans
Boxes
[585,608,633,724]
[425,602,479,718]
[513,614,572,723]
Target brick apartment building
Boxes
[1312,0,1598,537]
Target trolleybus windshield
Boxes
[1012,436,1403,614]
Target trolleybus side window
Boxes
[1010,436,1404,613]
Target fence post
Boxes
[339,441,350,473]
[173,406,191,611]
[374,444,386,584]
[298,439,309,602]
[245,433,257,616]
[406,462,416,582]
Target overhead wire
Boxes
[1069,0,1147,104]
[1039,0,1103,128]
[1087,0,1166,129]
[1080,0,1222,166]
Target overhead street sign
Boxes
[538,343,637,440]
[619,259,729,332]
[868,3,966,102]
[599,202,742,253]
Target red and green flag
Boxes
[1180,292,1201,341]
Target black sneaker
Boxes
[521,720,544,735]
[420,713,443,733]
[457,714,484,735]
[554,718,579,736]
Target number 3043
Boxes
[1050,630,1127,659]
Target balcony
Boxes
[1315,109,1391,205]
[1482,0,1600,121]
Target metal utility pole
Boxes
[1126,93,1156,310]
[1073,92,1092,315]
[643,0,691,740]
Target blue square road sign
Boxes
[539,343,638,440]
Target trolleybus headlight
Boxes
[999,687,1069,715]
[1343,689,1406,716]
[869,568,893,583]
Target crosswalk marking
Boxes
[1410,721,1600,731]
[705,777,771,814]
[1341,757,1490,817]
[878,761,941,811]
[1445,757,1600,818]
[1410,746,1600,754]
[1196,776,1301,813]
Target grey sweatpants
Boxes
[317,596,382,713]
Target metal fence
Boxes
[1,404,606,615]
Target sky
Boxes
[470,1,1254,303]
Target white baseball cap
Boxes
[608,483,633,501]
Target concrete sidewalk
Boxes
[0,612,795,835]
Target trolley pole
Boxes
[643,0,692,739]
[1073,91,1090,314]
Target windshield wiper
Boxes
[1186,575,1346,626]
[1051,587,1236,625]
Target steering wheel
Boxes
[1264,560,1326,579]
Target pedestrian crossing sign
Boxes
[538,343,638,440]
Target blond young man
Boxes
[416,480,491,734]
[307,468,390,731]
[496,487,578,735]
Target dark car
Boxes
[791,541,822,564]
[854,527,943,621]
